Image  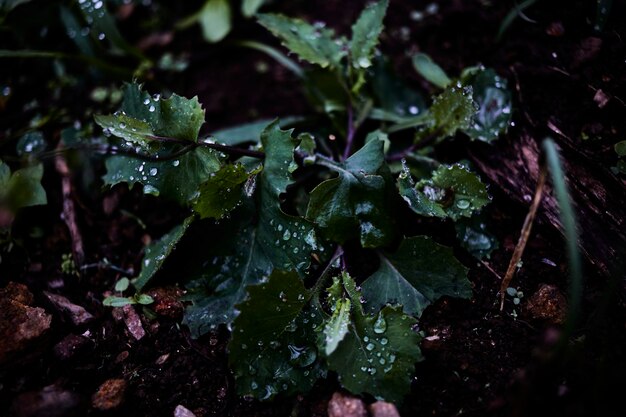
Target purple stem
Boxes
[341,104,356,161]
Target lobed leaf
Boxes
[257,13,345,68]
[134,216,194,290]
[183,121,323,336]
[325,273,423,403]
[361,236,471,317]
[350,0,389,69]
[320,298,351,356]
[399,163,490,221]
[461,67,512,143]
[192,163,251,219]
[306,138,395,248]
[228,270,326,400]
[0,160,47,212]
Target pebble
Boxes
[53,334,91,361]
[43,291,94,326]
[174,404,197,417]
[92,378,127,410]
[0,282,52,364]
[12,384,81,417]
[524,284,567,324]
[328,392,367,417]
[370,401,401,417]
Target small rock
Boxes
[146,287,185,319]
[92,379,127,410]
[43,291,94,326]
[328,392,367,417]
[53,334,91,361]
[524,284,567,324]
[593,89,610,109]
[12,384,82,417]
[111,304,146,340]
[122,304,146,340]
[370,401,401,417]
[174,404,197,417]
[0,282,52,364]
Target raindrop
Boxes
[143,98,150,105]
[380,338,388,345]
[408,105,419,115]
[282,230,291,240]
[172,160,180,167]
[149,167,158,176]
[98,33,106,40]
[153,93,161,101]
[148,105,155,112]
[288,345,317,367]
[456,199,471,209]
[373,314,387,334]
[366,343,375,351]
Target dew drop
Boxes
[456,199,471,209]
[148,105,155,112]
[373,314,387,334]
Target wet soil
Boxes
[1,1,625,416]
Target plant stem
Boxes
[311,246,344,297]
[342,104,356,161]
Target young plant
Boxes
[95,0,511,403]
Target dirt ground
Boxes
[1,1,625,416]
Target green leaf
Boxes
[399,163,489,221]
[134,217,194,290]
[228,270,325,400]
[242,0,265,17]
[426,83,476,140]
[615,141,626,157]
[412,53,452,89]
[103,296,135,307]
[103,148,221,205]
[371,57,426,120]
[350,0,388,69]
[321,298,351,356]
[192,163,251,219]
[96,83,206,146]
[212,117,303,146]
[115,277,130,292]
[198,0,232,43]
[183,122,323,336]
[397,162,447,218]
[0,161,47,212]
[455,214,499,260]
[98,84,221,204]
[326,273,423,403]
[306,139,395,248]
[361,236,471,317]
[135,294,154,305]
[460,67,512,143]
[257,13,345,68]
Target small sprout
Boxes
[114,277,130,292]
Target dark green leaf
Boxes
[397,162,446,218]
[455,214,499,260]
[412,53,452,89]
[460,68,512,143]
[614,140,626,157]
[103,147,221,205]
[361,236,471,317]
[0,161,47,212]
[16,131,46,156]
[229,270,325,400]
[399,163,489,221]
[426,83,476,140]
[257,13,345,68]
[192,164,250,219]
[350,0,388,69]
[183,122,323,336]
[134,217,194,290]
[212,117,303,146]
[306,138,395,248]
[96,83,206,145]
[371,57,426,120]
[326,273,423,403]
